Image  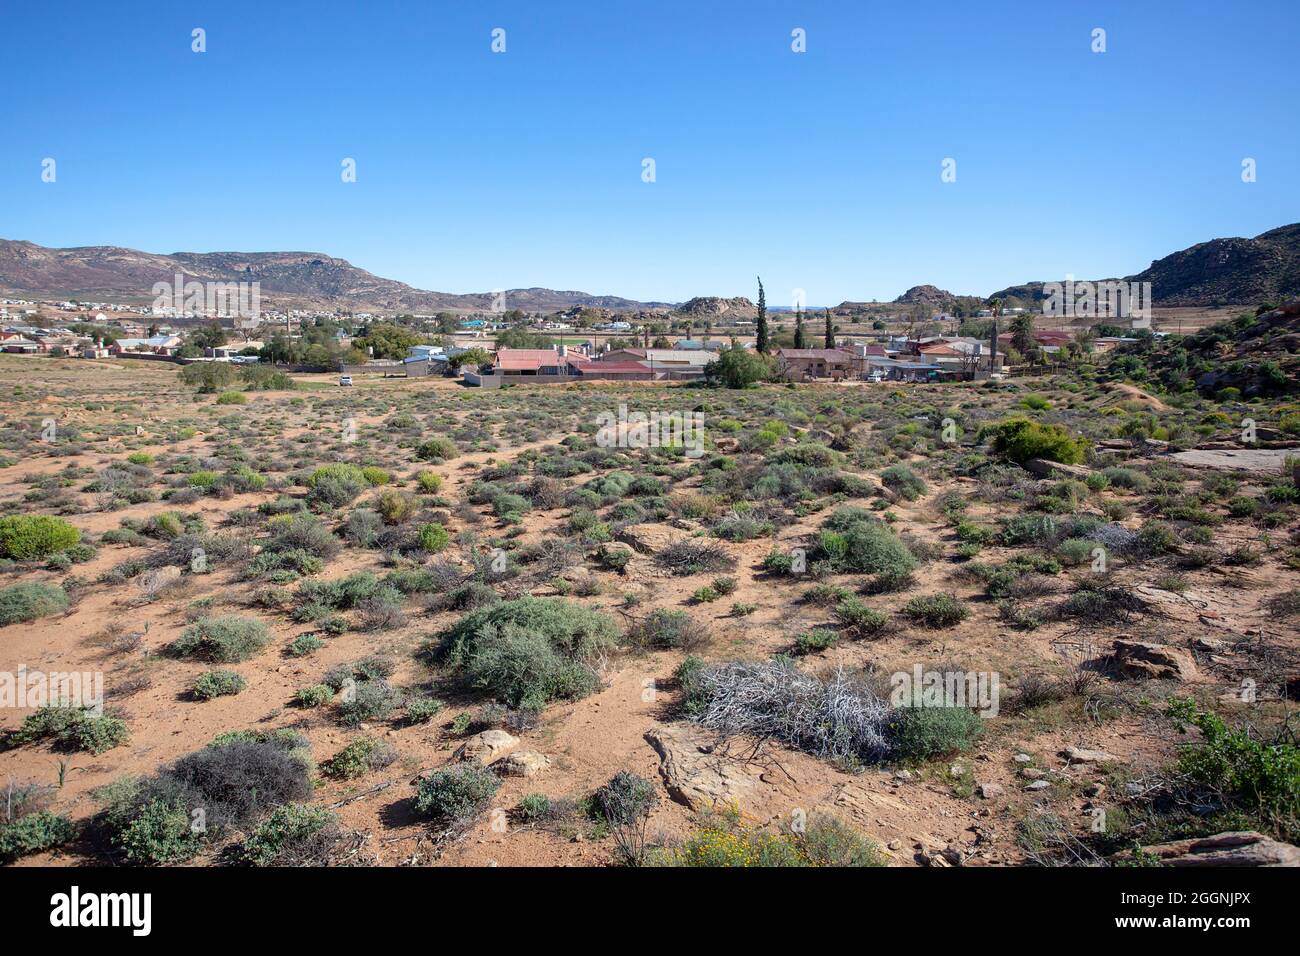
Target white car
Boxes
[338,375,353,387]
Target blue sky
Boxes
[1,0,1296,305]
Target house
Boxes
[492,347,589,376]
[575,361,657,381]
[775,348,865,381]
[602,348,716,369]
[673,339,729,351]
[1,337,42,353]
[111,334,183,356]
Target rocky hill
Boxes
[676,296,757,318]
[0,240,674,314]
[1128,224,1300,307]
[988,223,1300,308]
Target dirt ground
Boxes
[0,355,1295,867]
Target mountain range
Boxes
[2,223,1297,316]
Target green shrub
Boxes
[98,731,313,864]
[1168,698,1299,829]
[415,437,459,463]
[413,764,499,822]
[0,582,69,624]
[376,487,418,524]
[818,516,918,577]
[794,630,838,654]
[833,597,889,638]
[891,706,983,759]
[190,670,246,700]
[415,470,443,493]
[880,464,927,500]
[1055,538,1096,567]
[323,736,396,780]
[109,797,201,865]
[0,810,77,863]
[240,803,338,866]
[1001,514,1056,546]
[361,466,391,486]
[171,616,269,662]
[404,695,444,724]
[287,632,325,657]
[215,391,247,405]
[305,464,367,507]
[627,608,708,651]
[517,793,552,821]
[901,593,969,628]
[294,684,333,708]
[983,417,1089,465]
[418,522,450,553]
[9,706,127,754]
[0,515,81,559]
[336,680,400,726]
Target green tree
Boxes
[1010,313,1035,356]
[793,307,806,349]
[705,347,775,389]
[755,277,768,354]
[824,309,834,348]
[189,321,228,351]
[358,323,424,360]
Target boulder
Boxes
[453,729,519,765]
[645,724,760,811]
[1116,831,1300,867]
[1169,447,1294,475]
[492,750,552,778]
[1062,745,1118,764]
[1023,458,1092,480]
[975,783,1004,800]
[1111,639,1198,681]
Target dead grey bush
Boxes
[690,660,891,763]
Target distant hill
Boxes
[988,223,1300,308]
[4,222,1297,317]
[676,296,757,318]
[0,240,674,314]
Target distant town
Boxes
[2,293,1146,387]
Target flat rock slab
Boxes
[1117,831,1300,867]
[1169,448,1293,475]
[645,724,761,812]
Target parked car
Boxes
[338,375,353,386]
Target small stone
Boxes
[1021,768,1045,779]
[1013,753,1033,764]
[1024,779,1051,791]
[976,783,1005,800]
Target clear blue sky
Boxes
[2,0,1295,305]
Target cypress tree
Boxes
[824,309,834,348]
[755,276,768,354]
[793,306,806,349]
